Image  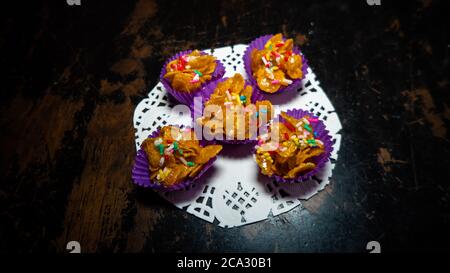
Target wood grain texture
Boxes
[0,0,449,253]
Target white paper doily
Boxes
[133,44,342,228]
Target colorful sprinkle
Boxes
[176,63,183,70]
[275,57,281,64]
[282,78,293,85]
[157,167,171,181]
[179,157,188,165]
[187,161,195,167]
[180,55,189,63]
[271,51,281,58]
[158,144,164,155]
[157,169,164,180]
[193,69,202,76]
[271,79,280,85]
[262,56,269,66]
[190,73,200,83]
[284,122,296,132]
[307,139,316,146]
[303,124,312,132]
[308,117,319,123]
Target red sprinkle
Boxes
[164,155,169,160]
[284,122,296,131]
[166,140,173,144]
[179,56,187,65]
[275,42,285,47]
[284,133,289,140]
[176,63,185,70]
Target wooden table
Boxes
[0,0,449,252]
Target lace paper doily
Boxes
[133,44,342,228]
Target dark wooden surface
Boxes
[0,0,449,253]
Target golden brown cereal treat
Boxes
[164,50,217,93]
[196,73,273,140]
[250,34,304,93]
[141,126,222,187]
[254,112,325,178]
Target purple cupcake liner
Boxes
[131,129,219,192]
[190,77,267,144]
[255,108,333,183]
[243,34,309,95]
[160,50,226,105]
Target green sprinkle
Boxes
[158,144,164,155]
[303,124,312,132]
[307,139,317,147]
[187,161,195,167]
[269,44,273,50]
[173,141,179,150]
[178,149,183,155]
[240,95,246,102]
[193,69,202,76]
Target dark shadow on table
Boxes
[219,143,255,159]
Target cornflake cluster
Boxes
[255,112,325,179]
[141,126,222,187]
[164,50,217,93]
[196,73,273,140]
[250,33,304,93]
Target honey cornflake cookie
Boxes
[254,109,333,183]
